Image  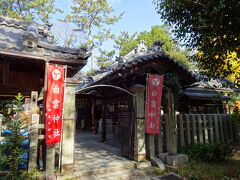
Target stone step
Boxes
[57,161,138,180]
[58,167,159,180]
[95,167,159,180]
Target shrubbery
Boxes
[0,93,31,179]
[179,143,233,162]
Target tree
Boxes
[96,48,115,69]
[114,31,138,54]
[62,0,124,69]
[153,0,240,86]
[0,0,60,24]
[53,23,79,48]
[115,25,191,68]
[0,94,32,179]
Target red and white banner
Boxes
[145,74,164,134]
[45,64,66,145]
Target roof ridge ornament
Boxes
[135,40,148,54]
[22,23,39,49]
[121,40,148,63]
[150,40,164,52]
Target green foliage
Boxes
[86,69,97,76]
[116,25,191,68]
[153,0,240,85]
[96,48,115,68]
[230,113,240,129]
[62,0,123,48]
[114,31,138,53]
[0,93,31,179]
[61,0,124,70]
[0,0,60,24]
[179,143,233,163]
[163,73,181,109]
[176,159,240,180]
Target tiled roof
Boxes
[183,88,231,99]
[77,41,197,90]
[189,77,237,90]
[183,77,240,99]
[0,16,90,60]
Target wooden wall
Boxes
[0,59,44,98]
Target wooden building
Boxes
[183,78,240,114]
[76,41,197,160]
[0,16,89,99]
[76,41,240,161]
[0,16,90,174]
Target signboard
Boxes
[145,74,164,134]
[45,64,66,145]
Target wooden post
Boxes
[214,114,220,143]
[202,114,209,143]
[179,114,185,147]
[146,134,155,160]
[165,89,177,155]
[46,145,55,174]
[130,84,146,162]
[155,128,163,155]
[28,114,40,171]
[92,99,97,133]
[185,114,191,145]
[209,114,214,143]
[197,114,203,143]
[101,103,107,142]
[229,115,234,141]
[223,114,229,142]
[30,91,38,108]
[191,114,197,143]
[0,114,2,129]
[219,114,224,142]
[61,78,79,173]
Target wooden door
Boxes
[119,100,134,159]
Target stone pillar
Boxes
[164,88,188,167]
[130,84,146,162]
[146,134,155,160]
[165,89,177,155]
[61,78,79,173]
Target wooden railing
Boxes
[176,114,239,147]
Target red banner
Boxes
[145,74,164,134]
[45,64,65,145]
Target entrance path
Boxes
[74,131,134,172]
[57,132,160,180]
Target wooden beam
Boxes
[28,114,40,171]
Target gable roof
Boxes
[77,41,197,90]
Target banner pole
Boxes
[145,73,149,133]
[59,65,67,173]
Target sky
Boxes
[52,0,164,71]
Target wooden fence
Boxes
[176,114,240,147]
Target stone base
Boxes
[135,153,146,162]
[150,158,166,171]
[166,154,188,167]
[151,172,183,180]
[61,163,74,174]
[45,173,57,180]
[158,152,169,163]
[136,161,151,169]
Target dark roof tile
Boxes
[0,16,90,60]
